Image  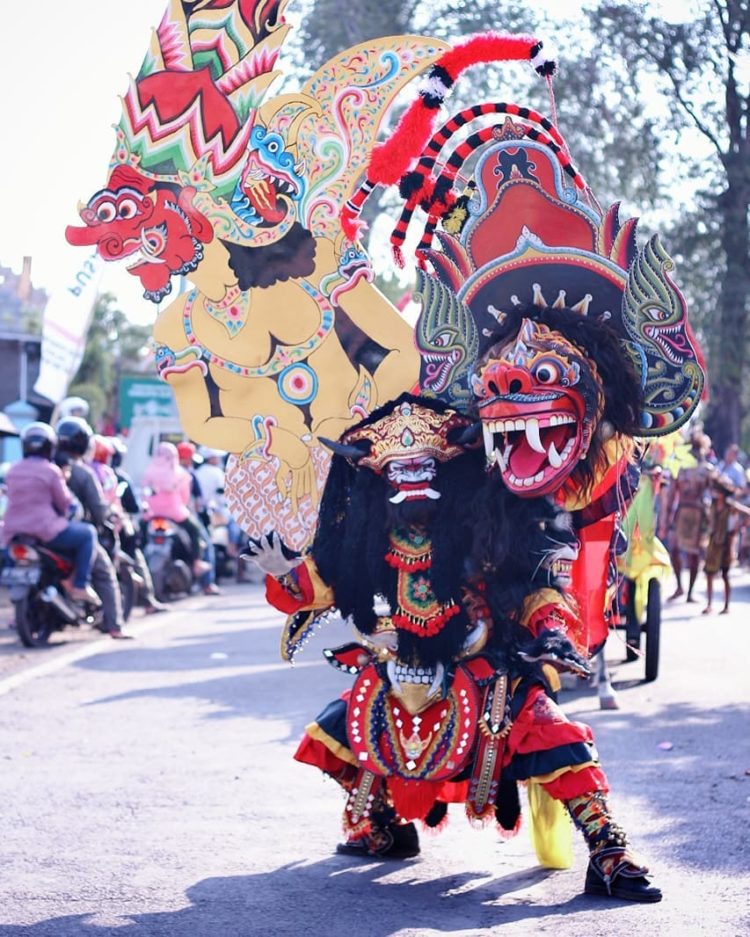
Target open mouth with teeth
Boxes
[642,322,688,365]
[239,153,301,226]
[546,556,574,588]
[422,349,463,393]
[480,401,586,495]
[387,458,440,503]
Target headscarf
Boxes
[143,442,182,493]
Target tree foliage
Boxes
[70,293,151,428]
[292,0,747,446]
[590,1,750,452]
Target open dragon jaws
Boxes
[473,318,603,496]
[404,120,707,498]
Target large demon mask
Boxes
[473,318,604,496]
[396,119,706,476]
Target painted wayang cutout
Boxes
[66,0,447,548]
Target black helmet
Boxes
[56,417,93,457]
[21,422,57,460]
[109,436,127,470]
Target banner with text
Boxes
[33,252,104,403]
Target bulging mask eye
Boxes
[533,359,563,385]
[94,200,116,223]
[117,197,139,220]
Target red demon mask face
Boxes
[65,167,213,303]
[472,319,604,496]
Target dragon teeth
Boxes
[548,441,563,468]
[524,418,545,454]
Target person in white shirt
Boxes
[195,449,226,508]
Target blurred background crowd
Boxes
[0,394,258,642]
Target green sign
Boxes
[119,375,179,426]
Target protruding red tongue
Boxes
[246,180,286,224]
[508,424,572,478]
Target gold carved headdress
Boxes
[341,399,471,473]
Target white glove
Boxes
[242,532,302,577]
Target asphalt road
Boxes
[0,574,748,937]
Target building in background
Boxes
[0,257,52,461]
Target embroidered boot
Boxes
[336,819,420,859]
[336,787,420,860]
[566,792,662,902]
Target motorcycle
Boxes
[98,519,140,623]
[143,517,194,602]
[1,536,103,647]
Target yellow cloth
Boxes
[304,720,359,767]
[527,780,573,869]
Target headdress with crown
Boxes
[324,395,472,473]
[346,59,706,434]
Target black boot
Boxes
[336,821,420,859]
[566,791,662,903]
[585,847,662,902]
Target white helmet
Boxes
[58,396,90,419]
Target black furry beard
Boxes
[386,495,440,529]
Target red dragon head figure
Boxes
[65,166,214,302]
[472,317,605,497]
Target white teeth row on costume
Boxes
[483,414,575,435]
[389,488,441,504]
[394,663,435,682]
[387,660,445,698]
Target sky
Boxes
[0,0,701,327]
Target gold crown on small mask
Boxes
[343,400,471,473]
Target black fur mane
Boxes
[312,414,565,667]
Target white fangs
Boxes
[482,423,494,456]
[428,662,445,699]
[548,440,563,468]
[524,418,545,454]
[483,415,580,486]
[386,659,402,695]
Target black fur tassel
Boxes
[399,170,426,201]
[495,775,521,831]
[425,801,449,828]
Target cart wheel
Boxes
[623,578,640,662]
[644,578,661,683]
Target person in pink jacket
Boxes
[2,423,99,603]
[142,442,207,575]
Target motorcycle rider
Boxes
[55,417,130,639]
[88,435,119,505]
[2,422,99,604]
[143,442,211,581]
[177,441,221,596]
[109,437,169,614]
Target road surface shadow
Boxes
[0,859,622,936]
[75,625,286,673]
